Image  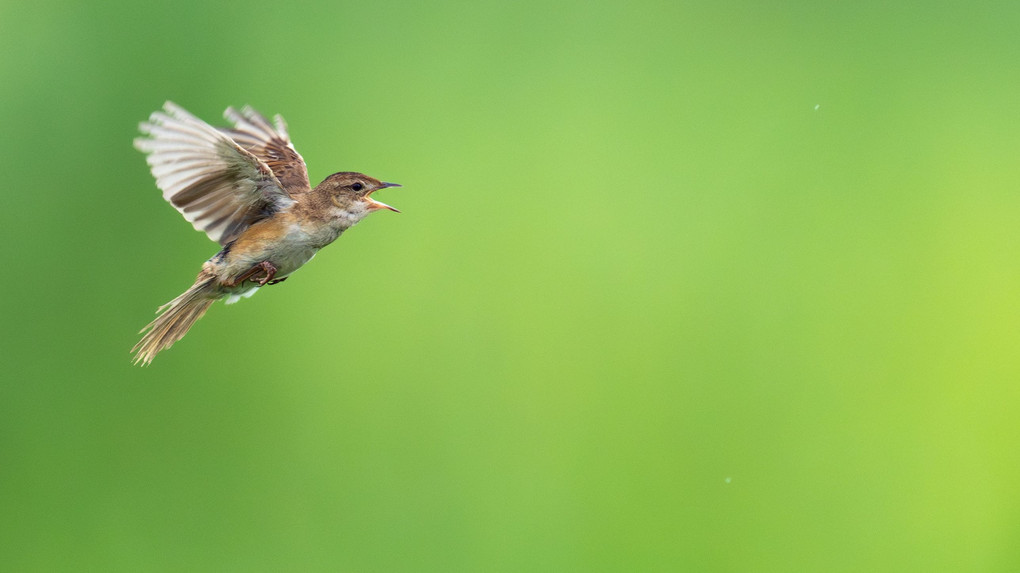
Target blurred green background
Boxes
[3,0,1020,570]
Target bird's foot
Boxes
[226,261,278,287]
[267,277,288,285]
[251,261,278,286]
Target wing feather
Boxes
[135,101,295,245]
[219,105,311,194]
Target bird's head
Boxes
[318,172,401,224]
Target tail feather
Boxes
[132,278,218,366]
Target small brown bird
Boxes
[131,101,400,365]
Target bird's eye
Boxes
[351,183,364,192]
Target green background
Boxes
[2,0,1019,570]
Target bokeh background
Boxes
[3,0,1020,570]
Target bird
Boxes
[131,101,400,365]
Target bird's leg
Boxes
[251,261,278,286]
[225,261,278,287]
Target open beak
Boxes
[368,182,401,212]
[368,199,400,212]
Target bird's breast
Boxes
[270,222,335,275]
[218,217,340,283]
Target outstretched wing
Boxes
[134,101,296,246]
[219,105,312,195]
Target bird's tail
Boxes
[132,276,219,366]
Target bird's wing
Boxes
[135,101,296,246]
[218,105,312,195]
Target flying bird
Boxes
[132,102,400,365]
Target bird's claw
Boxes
[253,261,278,286]
[228,261,278,287]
